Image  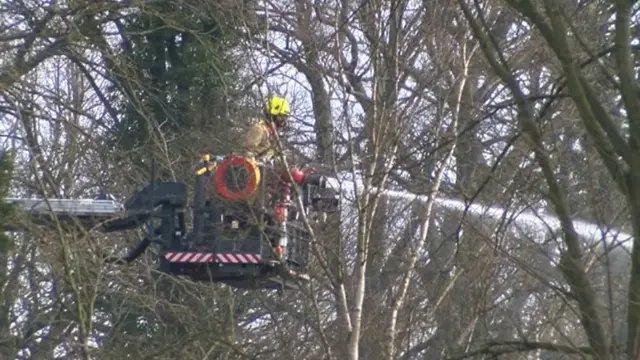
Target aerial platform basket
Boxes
[4,155,338,291]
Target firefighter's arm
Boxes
[242,123,265,157]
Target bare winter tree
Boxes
[1,1,251,359]
[233,0,640,359]
[4,0,639,359]
[454,0,640,359]
[233,1,538,359]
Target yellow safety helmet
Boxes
[266,96,291,116]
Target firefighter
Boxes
[196,96,290,177]
[241,95,302,261]
[242,95,291,163]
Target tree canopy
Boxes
[0,0,639,359]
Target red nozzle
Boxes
[290,168,305,184]
[274,246,285,256]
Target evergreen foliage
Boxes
[107,0,245,159]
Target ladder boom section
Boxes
[7,198,125,217]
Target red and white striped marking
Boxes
[214,253,262,263]
[163,252,262,264]
[164,252,214,263]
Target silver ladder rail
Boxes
[6,198,126,218]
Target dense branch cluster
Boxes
[0,0,638,359]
